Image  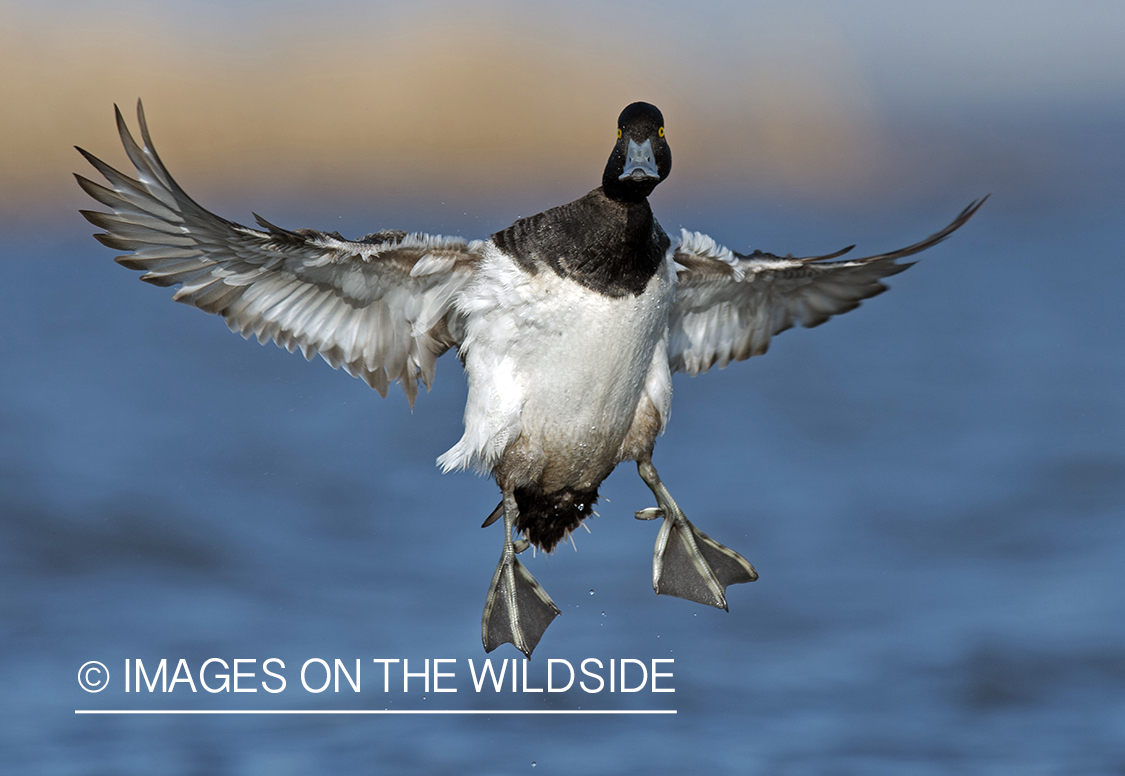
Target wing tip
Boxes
[799,244,855,264]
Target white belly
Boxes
[437,242,675,484]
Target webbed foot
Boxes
[636,460,758,609]
[482,494,560,658]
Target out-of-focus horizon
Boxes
[4,0,1124,225]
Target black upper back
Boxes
[492,189,670,297]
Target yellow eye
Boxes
[658,126,665,137]
[617,128,622,139]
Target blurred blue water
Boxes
[2,122,1124,773]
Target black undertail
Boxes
[511,485,600,553]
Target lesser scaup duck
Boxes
[77,101,984,657]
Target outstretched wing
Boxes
[668,198,986,375]
[76,101,486,404]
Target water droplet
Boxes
[601,611,606,617]
[532,762,537,768]
[589,589,595,596]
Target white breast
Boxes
[437,242,676,477]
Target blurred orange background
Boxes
[2,1,1120,225]
[0,1,944,220]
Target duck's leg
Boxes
[481,490,561,658]
[634,458,758,609]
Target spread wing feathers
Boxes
[668,197,987,375]
[75,101,486,404]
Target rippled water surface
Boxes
[2,132,1124,773]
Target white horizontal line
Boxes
[75,709,676,715]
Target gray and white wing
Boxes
[668,198,986,375]
[76,102,486,404]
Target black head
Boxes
[602,102,671,202]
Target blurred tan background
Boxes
[2,0,1120,222]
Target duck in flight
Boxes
[77,101,984,658]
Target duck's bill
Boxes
[619,138,660,181]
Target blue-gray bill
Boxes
[619,138,660,181]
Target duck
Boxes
[77,101,985,658]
